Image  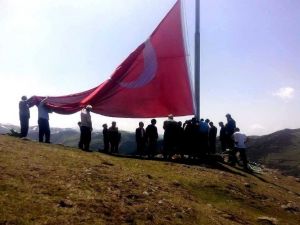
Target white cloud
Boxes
[248,123,267,135]
[272,87,295,100]
[250,124,266,131]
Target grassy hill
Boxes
[247,129,300,177]
[1,135,300,225]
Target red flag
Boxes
[29,0,195,117]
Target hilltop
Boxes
[0,135,299,225]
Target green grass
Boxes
[1,135,300,225]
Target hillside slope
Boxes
[248,129,300,177]
[0,135,299,225]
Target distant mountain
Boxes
[0,123,137,155]
[247,129,300,177]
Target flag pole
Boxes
[194,0,200,120]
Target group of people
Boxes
[19,96,52,143]
[18,96,249,170]
[131,113,248,169]
[77,105,121,153]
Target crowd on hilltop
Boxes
[18,96,249,170]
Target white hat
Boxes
[86,105,93,109]
[168,114,174,119]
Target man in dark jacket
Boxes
[163,114,178,159]
[19,96,30,138]
[219,122,226,152]
[102,123,109,152]
[136,122,147,157]
[225,114,236,150]
[145,119,158,158]
[208,122,217,154]
[108,121,121,153]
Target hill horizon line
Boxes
[1,122,299,137]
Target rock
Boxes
[172,180,181,187]
[295,178,300,182]
[59,199,73,208]
[221,213,234,220]
[281,202,300,213]
[146,214,154,221]
[244,183,251,188]
[102,161,114,166]
[146,174,153,179]
[158,200,163,204]
[257,216,278,225]
[126,177,133,182]
[173,212,183,219]
[143,191,149,196]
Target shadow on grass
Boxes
[95,151,247,178]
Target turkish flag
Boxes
[29,0,195,118]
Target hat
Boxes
[86,105,93,109]
[168,114,174,119]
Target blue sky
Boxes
[0,0,299,135]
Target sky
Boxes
[0,0,299,135]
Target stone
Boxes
[281,202,300,213]
[257,216,278,225]
[59,199,73,208]
[244,183,251,188]
[146,174,153,179]
[172,180,181,187]
[143,191,149,196]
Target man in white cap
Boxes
[163,114,178,159]
[80,105,93,151]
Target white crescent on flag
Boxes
[119,39,158,88]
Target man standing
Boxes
[218,122,226,152]
[135,122,146,157]
[225,114,236,150]
[208,121,217,154]
[231,127,248,170]
[108,121,121,153]
[199,119,210,154]
[38,97,51,143]
[19,96,30,138]
[102,123,109,152]
[80,105,93,151]
[78,121,83,149]
[146,119,158,158]
[163,114,178,159]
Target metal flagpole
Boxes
[194,0,200,120]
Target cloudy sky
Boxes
[0,0,299,135]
